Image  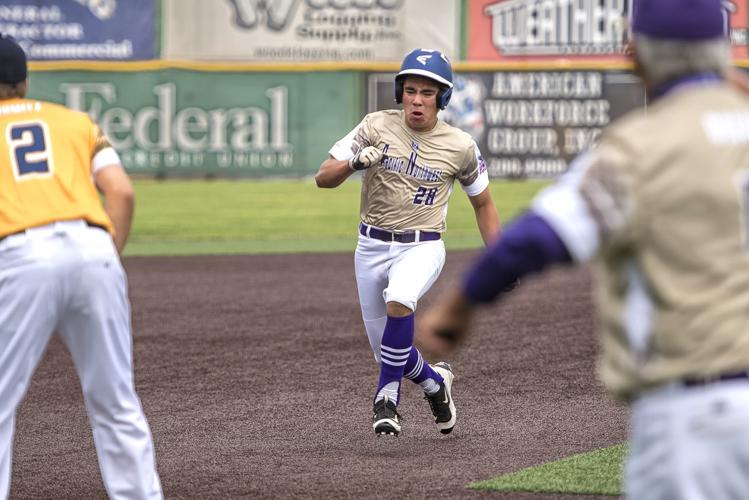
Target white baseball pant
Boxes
[626,379,749,500]
[0,220,162,500]
[354,231,446,361]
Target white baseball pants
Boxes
[0,220,162,500]
[354,232,446,361]
[626,380,749,500]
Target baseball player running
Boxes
[0,35,162,499]
[315,48,501,436]
[419,1,749,498]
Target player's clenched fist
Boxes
[349,146,384,171]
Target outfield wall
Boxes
[28,60,646,179]
[28,63,363,178]
[13,0,749,178]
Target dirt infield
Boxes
[11,251,627,499]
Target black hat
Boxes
[0,34,27,84]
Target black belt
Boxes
[683,370,749,387]
[359,223,441,243]
[0,220,108,242]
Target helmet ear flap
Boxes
[438,87,452,110]
[394,75,405,104]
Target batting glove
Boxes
[349,146,384,171]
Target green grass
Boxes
[470,444,627,496]
[125,179,547,256]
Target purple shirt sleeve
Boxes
[463,212,573,304]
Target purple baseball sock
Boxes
[375,314,414,405]
[403,347,444,386]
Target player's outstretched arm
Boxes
[727,67,749,94]
[314,156,356,188]
[468,188,501,245]
[417,288,473,359]
[95,164,135,254]
[417,212,573,358]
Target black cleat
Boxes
[372,395,401,436]
[425,362,456,434]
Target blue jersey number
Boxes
[7,122,52,178]
[414,186,437,206]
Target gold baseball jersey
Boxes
[0,98,114,237]
[533,82,749,400]
[329,110,489,232]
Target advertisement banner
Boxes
[468,0,630,61]
[0,0,155,60]
[730,0,749,59]
[28,69,360,177]
[368,70,645,179]
[468,0,749,61]
[162,0,459,62]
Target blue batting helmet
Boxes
[394,48,454,110]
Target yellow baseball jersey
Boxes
[330,110,489,232]
[534,82,749,400]
[0,98,114,237]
